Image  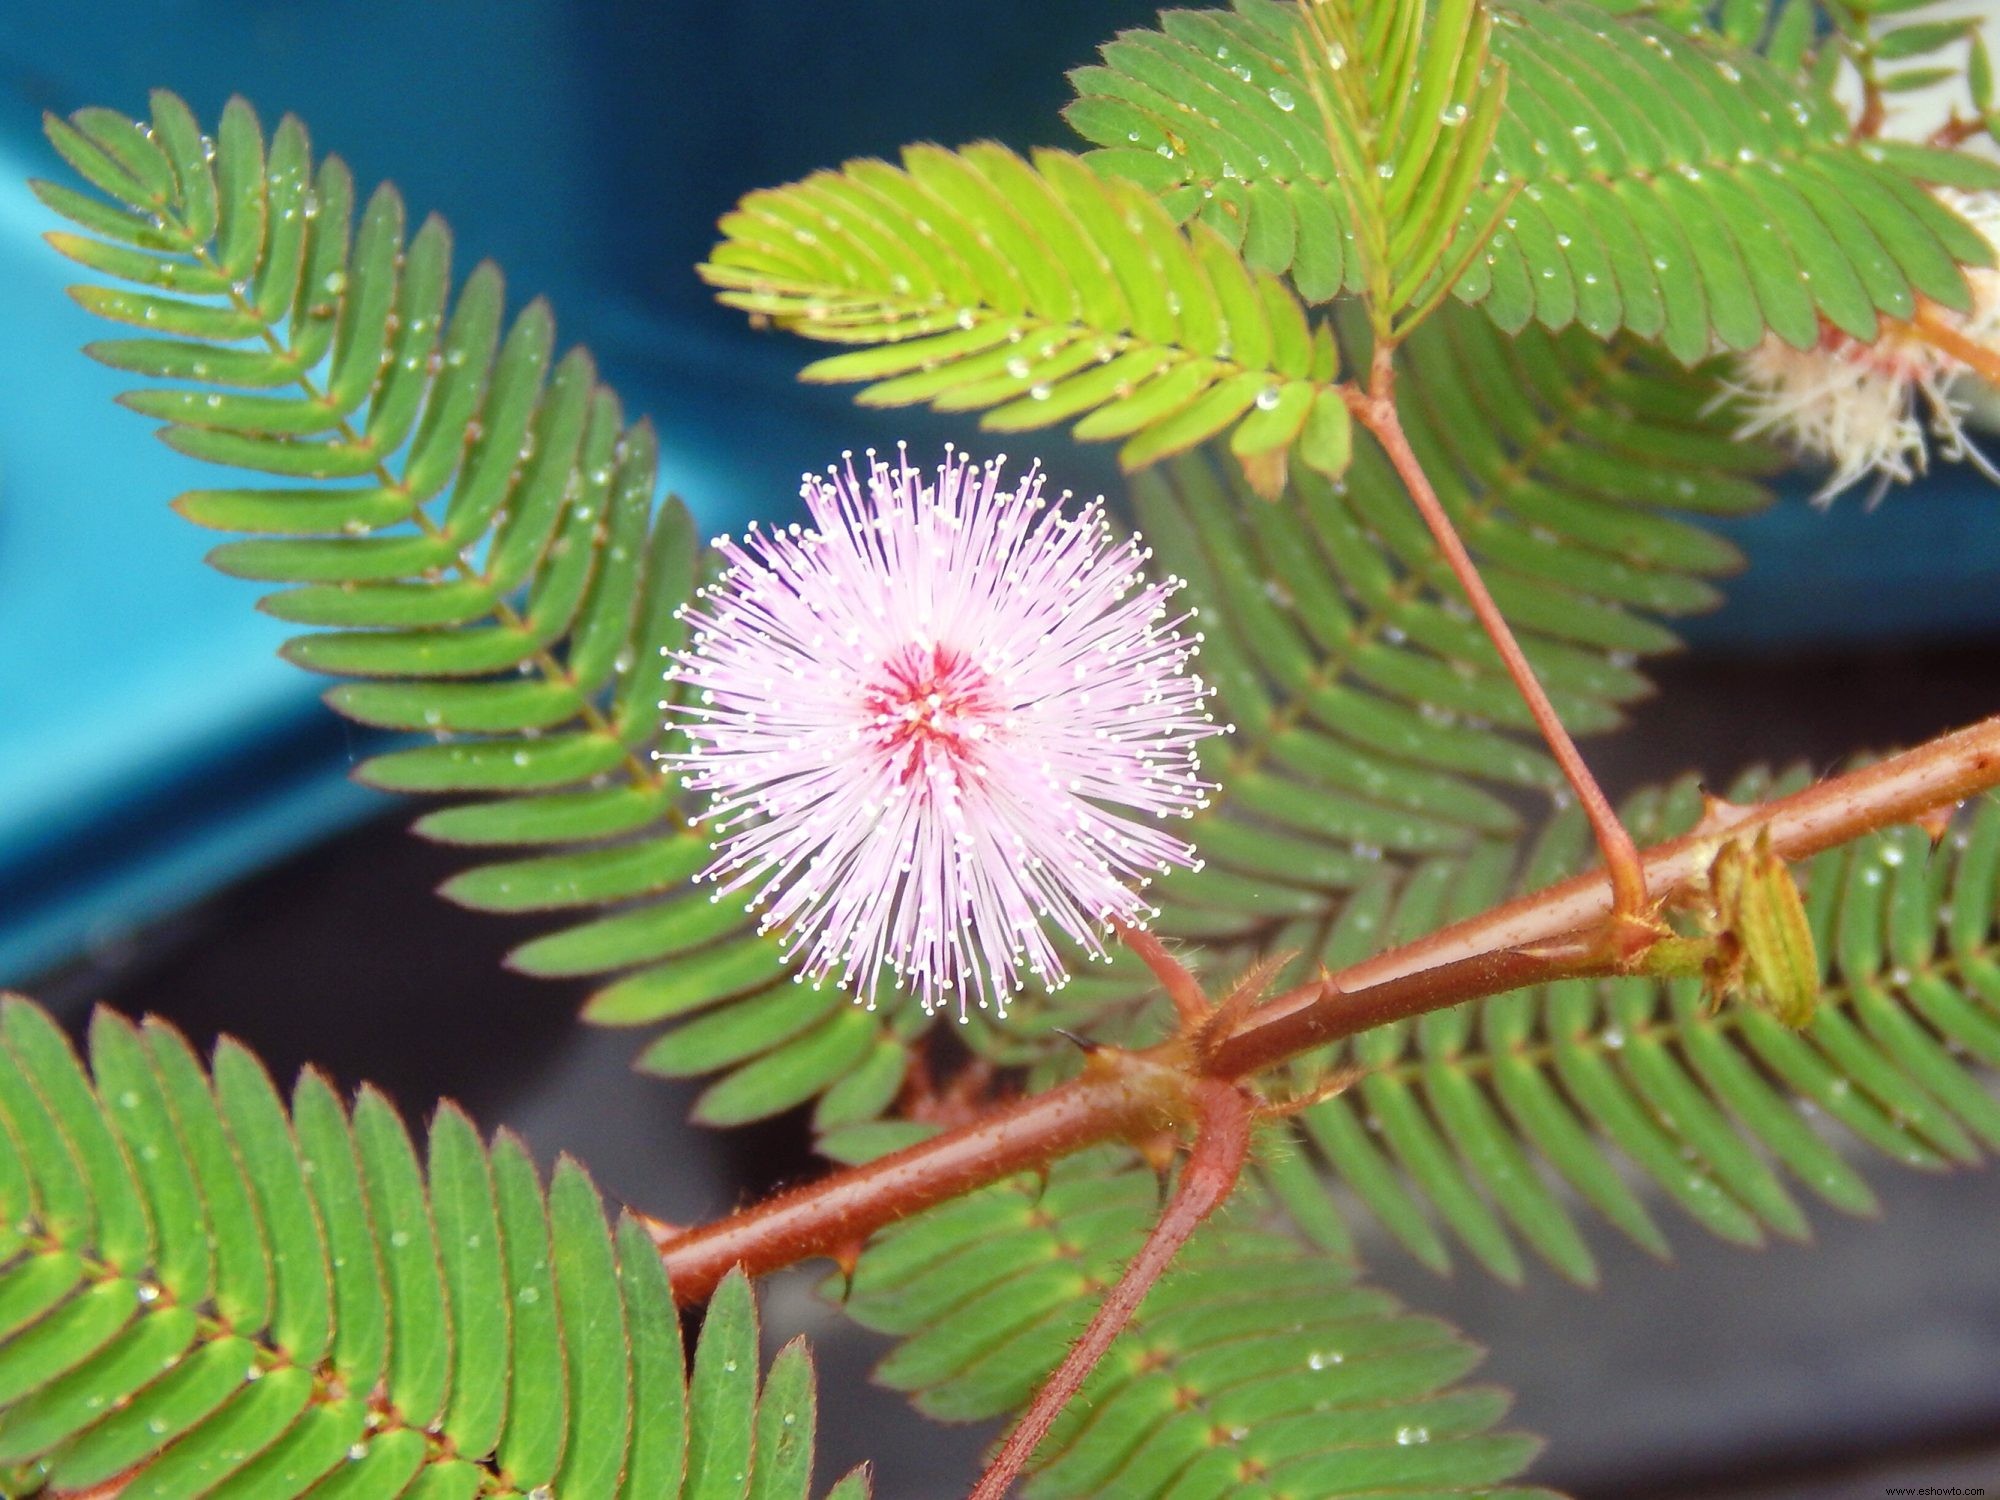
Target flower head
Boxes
[668,447,1223,1019]
[1726,190,2000,505]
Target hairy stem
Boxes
[1346,349,1650,932]
[968,1081,1254,1500]
[1929,114,1988,150]
[1250,713,2000,995]
[656,713,2000,1302]
[1912,302,2000,388]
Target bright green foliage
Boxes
[1822,0,1989,111]
[1285,0,1511,340]
[36,92,923,1125]
[1246,779,2000,1285]
[1635,0,1986,97]
[1067,0,2000,361]
[0,995,867,1498]
[25,13,2000,1497]
[994,774,2000,1289]
[701,141,1356,484]
[954,306,1776,1073]
[838,1149,1554,1499]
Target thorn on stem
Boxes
[828,1240,865,1302]
[1134,1129,1180,1204]
[1691,787,1755,840]
[1913,802,1958,846]
[1025,1163,1054,1207]
[632,1210,684,1248]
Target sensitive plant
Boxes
[7,0,2000,1496]
[671,447,1220,1019]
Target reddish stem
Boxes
[968,1080,1254,1500]
[1225,710,2000,1039]
[1347,351,1649,932]
[658,714,2000,1304]
[1912,303,2000,388]
[1111,917,1208,1029]
[1929,114,1986,149]
[662,1059,1179,1304]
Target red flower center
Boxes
[862,643,1001,784]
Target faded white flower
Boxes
[1727,190,2000,505]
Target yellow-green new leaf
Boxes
[702,144,1338,478]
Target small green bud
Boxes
[1704,829,1819,1028]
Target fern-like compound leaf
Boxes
[837,1149,1556,1500]
[1067,0,2000,361]
[700,141,1358,485]
[38,92,922,1124]
[934,305,1777,1082]
[0,995,870,1498]
[1247,777,2000,1285]
[1286,0,1513,339]
[981,769,2000,1289]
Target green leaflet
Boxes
[38,72,1794,1144]
[840,1150,1552,1500]
[1305,776,2000,1281]
[835,784,2000,1485]
[966,305,1776,1066]
[39,91,903,1124]
[1039,773,2000,1286]
[0,996,870,1500]
[701,142,1349,489]
[1066,0,2000,360]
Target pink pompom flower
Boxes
[666,446,1224,1019]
